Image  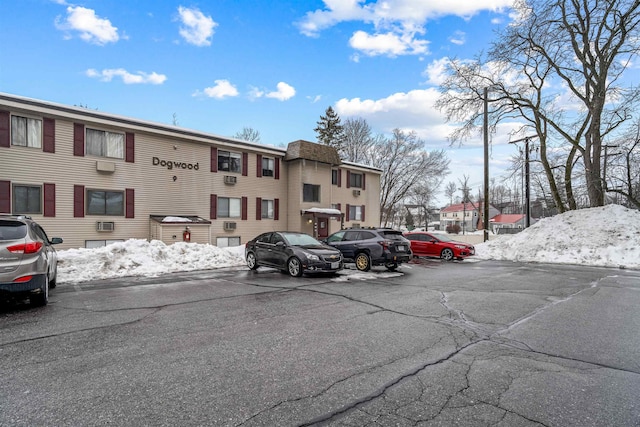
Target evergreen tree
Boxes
[314,106,344,152]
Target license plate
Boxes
[331,262,339,269]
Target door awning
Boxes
[301,207,343,218]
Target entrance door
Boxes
[317,218,329,239]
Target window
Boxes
[332,170,339,185]
[11,115,42,148]
[217,236,241,247]
[218,150,242,173]
[218,197,241,218]
[349,172,363,188]
[349,205,362,221]
[13,185,41,214]
[261,199,274,219]
[86,128,124,159]
[303,184,320,202]
[87,190,124,215]
[262,157,274,177]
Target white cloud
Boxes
[423,57,451,85]
[55,6,120,45]
[265,82,296,101]
[449,30,466,45]
[297,0,514,57]
[349,30,429,57]
[177,6,217,46]
[196,80,239,99]
[335,88,450,139]
[86,68,167,84]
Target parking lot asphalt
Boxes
[1,259,639,426]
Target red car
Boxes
[403,231,475,261]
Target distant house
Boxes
[440,201,500,233]
[491,213,538,234]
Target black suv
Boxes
[325,227,412,271]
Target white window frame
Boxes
[12,184,42,214]
[86,128,124,159]
[86,189,124,216]
[11,115,42,148]
[261,199,274,219]
[217,236,241,247]
[218,197,241,218]
[349,205,362,221]
[219,150,242,173]
[262,157,275,177]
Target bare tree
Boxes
[437,0,640,210]
[606,119,640,208]
[370,129,450,226]
[234,127,261,142]
[341,117,383,163]
[444,181,457,206]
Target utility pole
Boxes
[483,87,489,242]
[509,135,537,228]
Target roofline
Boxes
[0,92,287,155]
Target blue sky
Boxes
[1,0,519,205]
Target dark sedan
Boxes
[245,231,343,277]
[403,231,475,261]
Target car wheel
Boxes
[246,252,259,270]
[49,265,57,289]
[355,253,371,272]
[385,262,398,271]
[441,248,454,261]
[287,257,303,277]
[31,277,49,307]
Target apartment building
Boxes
[0,93,381,249]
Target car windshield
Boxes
[0,222,28,240]
[283,233,322,246]
[380,230,406,241]
[432,233,454,242]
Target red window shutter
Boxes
[73,185,85,217]
[73,123,85,157]
[256,154,262,177]
[125,188,134,218]
[0,111,9,148]
[241,196,248,220]
[210,147,218,173]
[0,180,10,213]
[346,204,350,222]
[256,197,262,220]
[125,133,135,163]
[275,158,280,180]
[346,170,351,188]
[337,203,341,211]
[337,168,342,187]
[361,205,365,221]
[210,194,217,219]
[242,153,248,176]
[362,174,366,190]
[43,118,55,153]
[44,183,56,217]
[274,198,279,220]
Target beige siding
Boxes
[1,94,381,249]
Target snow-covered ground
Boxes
[56,205,640,284]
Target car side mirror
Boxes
[275,241,285,247]
[50,237,63,245]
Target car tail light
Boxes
[378,240,392,249]
[7,242,43,254]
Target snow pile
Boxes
[475,205,640,269]
[57,239,246,284]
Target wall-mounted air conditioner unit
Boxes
[96,221,115,232]
[352,189,361,196]
[223,221,237,231]
[224,175,237,185]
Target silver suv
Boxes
[0,215,63,307]
[325,227,412,271]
